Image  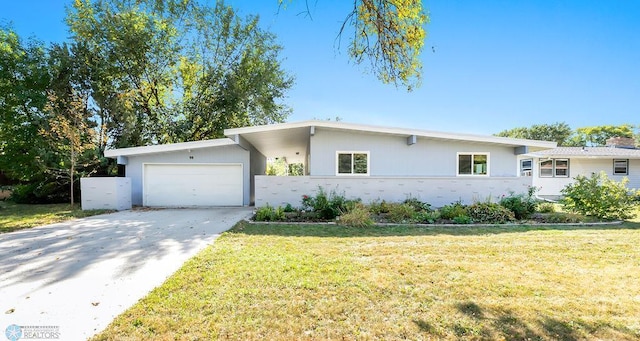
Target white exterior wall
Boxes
[310,129,519,177]
[125,145,251,206]
[255,175,532,208]
[532,158,640,198]
[81,177,132,210]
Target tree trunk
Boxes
[70,144,75,207]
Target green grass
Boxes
[0,201,113,233]
[94,214,640,340]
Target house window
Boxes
[337,152,369,175]
[613,159,629,175]
[539,159,569,178]
[457,153,489,176]
[520,159,533,176]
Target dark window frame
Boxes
[613,159,629,175]
[336,151,370,176]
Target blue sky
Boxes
[2,1,639,135]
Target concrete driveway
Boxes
[0,208,253,340]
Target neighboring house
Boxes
[523,137,640,200]
[104,120,557,207]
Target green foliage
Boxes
[301,187,350,220]
[467,202,515,224]
[283,203,295,213]
[2,1,294,202]
[368,199,393,215]
[67,0,293,147]
[338,203,374,227]
[499,188,539,220]
[537,202,556,213]
[387,203,417,223]
[266,159,304,176]
[494,123,638,147]
[0,25,51,183]
[255,204,286,222]
[452,215,473,224]
[495,122,573,146]
[569,125,635,147]
[439,201,468,220]
[561,171,638,220]
[414,210,441,224]
[402,197,431,212]
[288,163,304,176]
[9,182,74,204]
[538,212,586,224]
[349,0,429,90]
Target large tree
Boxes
[67,0,293,148]
[567,124,636,147]
[495,122,573,146]
[0,26,51,182]
[42,43,99,205]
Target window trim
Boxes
[613,159,629,175]
[539,158,570,178]
[335,151,370,176]
[520,159,533,176]
[456,152,490,176]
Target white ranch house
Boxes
[92,121,638,210]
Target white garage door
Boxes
[143,164,243,206]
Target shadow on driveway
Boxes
[0,207,252,339]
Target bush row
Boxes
[254,186,584,226]
[256,173,640,225]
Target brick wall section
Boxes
[255,176,532,208]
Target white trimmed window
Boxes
[457,153,489,176]
[336,152,369,175]
[613,159,629,175]
[520,159,533,176]
[539,159,569,178]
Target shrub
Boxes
[439,201,468,220]
[499,188,539,220]
[537,202,556,213]
[368,199,392,215]
[539,212,586,224]
[402,197,431,212]
[338,203,374,227]
[453,215,473,224]
[387,203,417,223]
[283,203,296,213]
[10,181,72,204]
[301,187,349,220]
[255,204,285,222]
[467,202,515,224]
[415,210,441,224]
[561,171,638,220]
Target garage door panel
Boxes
[144,164,243,207]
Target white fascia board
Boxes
[224,120,558,149]
[103,138,237,158]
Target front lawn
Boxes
[94,220,640,340]
[0,201,113,233]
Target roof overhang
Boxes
[103,138,237,158]
[224,120,557,162]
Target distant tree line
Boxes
[495,123,639,147]
[1,0,293,204]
